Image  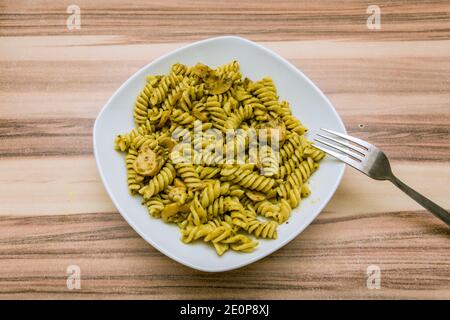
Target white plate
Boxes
[93,36,346,272]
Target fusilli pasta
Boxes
[114,61,324,255]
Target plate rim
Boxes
[93,35,346,272]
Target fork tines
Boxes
[312,128,373,170]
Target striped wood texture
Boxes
[0,0,449,299]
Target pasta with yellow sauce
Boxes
[114,61,324,256]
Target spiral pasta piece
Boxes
[204,225,233,243]
[246,218,278,239]
[140,163,176,199]
[188,194,207,226]
[220,166,276,193]
[223,234,258,252]
[182,223,213,243]
[150,73,183,105]
[204,196,227,218]
[254,200,280,221]
[224,105,253,130]
[125,149,143,194]
[145,196,165,218]
[196,166,221,179]
[175,163,204,190]
[303,146,326,162]
[200,180,224,208]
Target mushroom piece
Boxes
[133,148,160,177]
[191,63,232,95]
[168,186,187,205]
[159,137,177,151]
[192,63,214,79]
[139,145,152,153]
[205,77,232,95]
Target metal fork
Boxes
[313,128,450,226]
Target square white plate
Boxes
[93,36,346,272]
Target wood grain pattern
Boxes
[0,0,449,299]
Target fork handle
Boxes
[389,175,450,226]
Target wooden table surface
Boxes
[1,0,449,299]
